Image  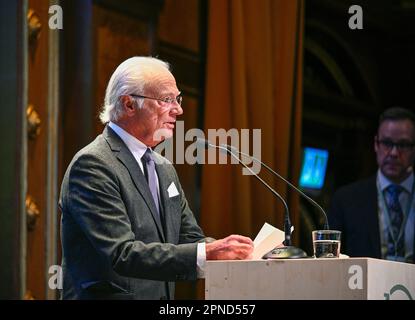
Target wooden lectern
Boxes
[205,258,415,300]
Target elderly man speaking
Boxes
[59,56,253,300]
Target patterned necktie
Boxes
[385,184,405,258]
[141,148,160,216]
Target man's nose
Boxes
[171,103,183,115]
[389,145,400,155]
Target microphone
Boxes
[220,144,330,230]
[196,138,307,259]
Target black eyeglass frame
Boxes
[376,138,415,152]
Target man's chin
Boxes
[153,128,173,142]
[381,167,407,183]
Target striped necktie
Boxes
[385,184,405,258]
[141,148,160,217]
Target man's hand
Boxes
[206,234,254,260]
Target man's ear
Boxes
[120,95,135,115]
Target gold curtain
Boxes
[201,0,304,242]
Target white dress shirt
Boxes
[377,169,414,263]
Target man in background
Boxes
[59,56,253,299]
[329,107,415,263]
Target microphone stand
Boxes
[211,143,307,259]
[224,145,330,230]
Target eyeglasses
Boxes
[376,138,415,152]
[129,93,182,106]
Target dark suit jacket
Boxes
[328,176,382,259]
[59,126,210,299]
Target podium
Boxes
[205,258,415,300]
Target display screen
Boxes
[299,147,329,189]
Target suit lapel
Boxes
[413,218,415,263]
[155,161,177,244]
[103,126,166,242]
[365,176,381,258]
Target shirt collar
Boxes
[108,122,148,159]
[377,169,414,194]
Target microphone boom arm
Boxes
[196,137,307,258]
[224,146,330,230]
[215,145,293,246]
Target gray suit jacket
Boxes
[59,126,209,299]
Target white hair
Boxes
[99,56,171,124]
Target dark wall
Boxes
[0,0,25,299]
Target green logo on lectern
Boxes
[384,284,413,300]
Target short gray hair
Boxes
[99,56,170,124]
